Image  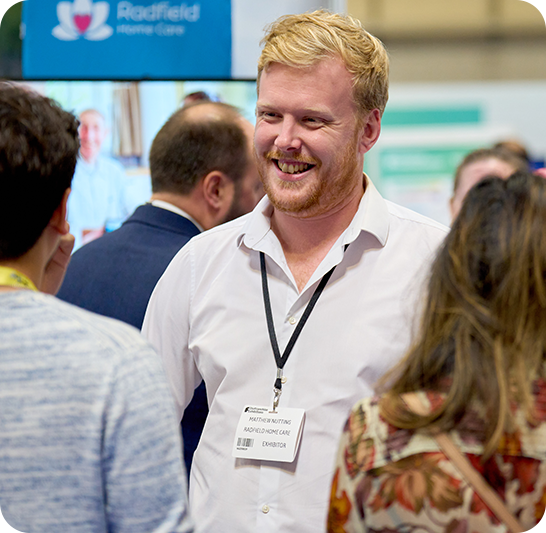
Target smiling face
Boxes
[78,110,107,164]
[254,57,379,219]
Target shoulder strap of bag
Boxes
[402,392,523,533]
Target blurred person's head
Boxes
[257,9,390,121]
[182,91,212,107]
[78,109,108,165]
[450,147,528,221]
[493,139,530,166]
[0,83,79,260]
[149,101,262,229]
[380,172,546,457]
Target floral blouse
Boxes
[328,379,546,533]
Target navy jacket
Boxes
[58,203,207,473]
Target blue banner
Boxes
[22,0,231,79]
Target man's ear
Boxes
[49,188,71,235]
[202,171,234,211]
[358,109,382,154]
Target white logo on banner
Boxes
[115,2,200,37]
[52,0,113,41]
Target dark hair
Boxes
[453,147,527,194]
[380,172,546,457]
[182,91,211,106]
[0,83,80,259]
[149,102,250,195]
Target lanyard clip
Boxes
[271,368,283,412]
[271,386,282,413]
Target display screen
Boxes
[17,79,258,248]
[15,78,546,234]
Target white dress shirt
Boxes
[142,176,448,533]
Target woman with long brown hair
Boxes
[328,172,546,533]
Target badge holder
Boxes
[232,404,305,463]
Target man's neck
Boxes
[80,154,98,166]
[0,222,65,294]
[271,188,363,292]
[0,259,41,293]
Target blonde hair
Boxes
[257,10,389,116]
[379,172,546,458]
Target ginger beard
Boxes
[257,126,363,218]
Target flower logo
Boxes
[52,0,113,41]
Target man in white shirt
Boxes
[143,10,448,533]
[68,109,129,250]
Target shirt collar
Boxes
[237,195,274,249]
[77,154,100,170]
[237,174,390,251]
[344,175,390,247]
[150,200,205,232]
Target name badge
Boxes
[232,405,305,463]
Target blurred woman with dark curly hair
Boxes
[328,171,546,533]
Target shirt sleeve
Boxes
[102,340,194,533]
[142,243,201,422]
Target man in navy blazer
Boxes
[58,101,262,473]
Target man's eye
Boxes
[257,110,278,119]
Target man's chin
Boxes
[266,188,321,215]
[80,149,98,162]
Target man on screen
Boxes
[68,108,129,250]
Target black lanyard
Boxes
[260,251,342,402]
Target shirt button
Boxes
[262,504,270,514]
[288,316,297,325]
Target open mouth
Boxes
[274,160,315,175]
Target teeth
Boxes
[278,161,311,174]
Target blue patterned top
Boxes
[0,291,194,533]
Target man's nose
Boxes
[274,117,302,152]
